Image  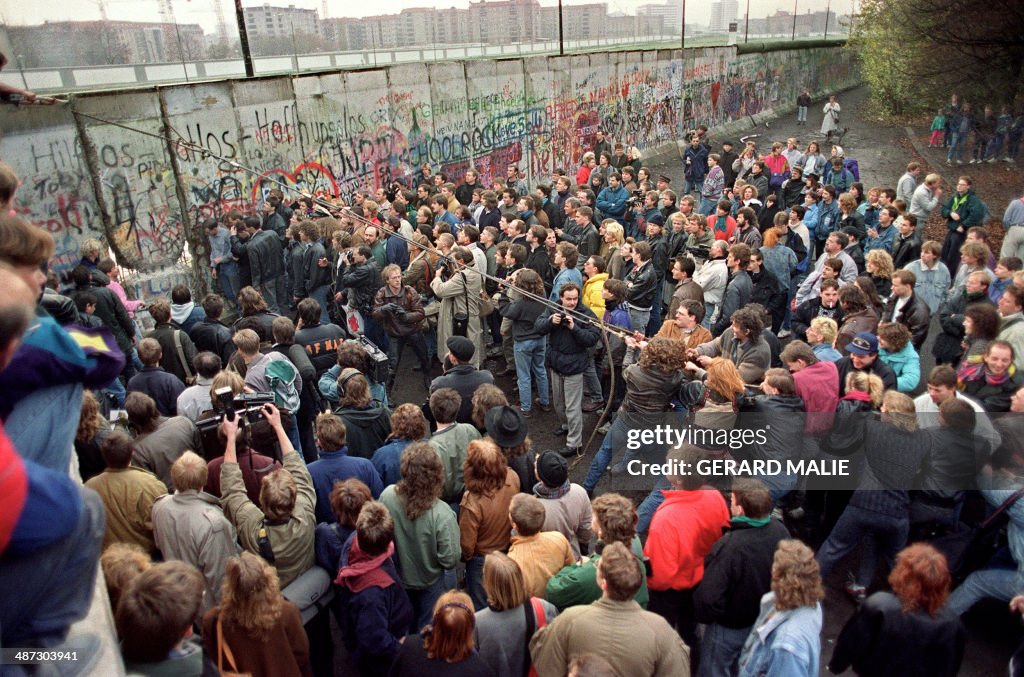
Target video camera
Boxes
[352,335,391,385]
[435,255,456,282]
[384,181,402,203]
[686,244,711,261]
[625,189,645,207]
[196,388,275,433]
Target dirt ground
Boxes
[387,84,1023,677]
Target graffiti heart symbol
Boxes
[252,161,340,203]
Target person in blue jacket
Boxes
[596,173,629,226]
[335,500,414,675]
[684,135,709,197]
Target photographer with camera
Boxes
[338,244,385,349]
[431,246,485,369]
[201,372,281,504]
[220,401,316,589]
[535,282,601,458]
[627,190,661,240]
[683,213,713,262]
[693,240,730,328]
[373,264,430,394]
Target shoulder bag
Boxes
[173,330,196,385]
[522,597,548,677]
[216,615,252,677]
[452,272,469,337]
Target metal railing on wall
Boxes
[2,0,852,95]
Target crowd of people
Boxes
[2,92,1024,677]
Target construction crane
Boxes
[84,0,110,21]
[156,0,178,27]
[213,0,229,40]
[157,0,228,40]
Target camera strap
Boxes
[257,519,276,564]
[460,272,469,317]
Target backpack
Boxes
[265,357,301,414]
[843,158,860,181]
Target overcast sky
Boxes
[0,0,854,31]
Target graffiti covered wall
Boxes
[0,44,857,299]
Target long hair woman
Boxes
[602,220,625,277]
[379,441,460,630]
[391,591,493,676]
[371,404,429,487]
[459,440,520,609]
[959,302,1001,372]
[829,543,965,676]
[75,390,111,482]
[404,231,434,295]
[864,249,894,298]
[202,551,310,677]
[679,356,745,430]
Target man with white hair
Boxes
[909,173,944,234]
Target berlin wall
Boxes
[0,44,857,300]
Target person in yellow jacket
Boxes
[582,255,609,317]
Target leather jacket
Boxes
[625,260,658,309]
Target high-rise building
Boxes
[710,0,739,32]
[637,1,681,35]
[243,4,319,40]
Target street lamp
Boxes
[745,0,753,42]
[289,17,298,73]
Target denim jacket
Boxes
[739,592,822,677]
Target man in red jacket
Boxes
[644,443,730,669]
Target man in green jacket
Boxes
[546,492,649,610]
[939,175,987,273]
[530,542,690,677]
[221,403,316,589]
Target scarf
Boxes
[334,540,396,593]
[951,192,969,213]
[958,361,1014,388]
[534,480,571,500]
